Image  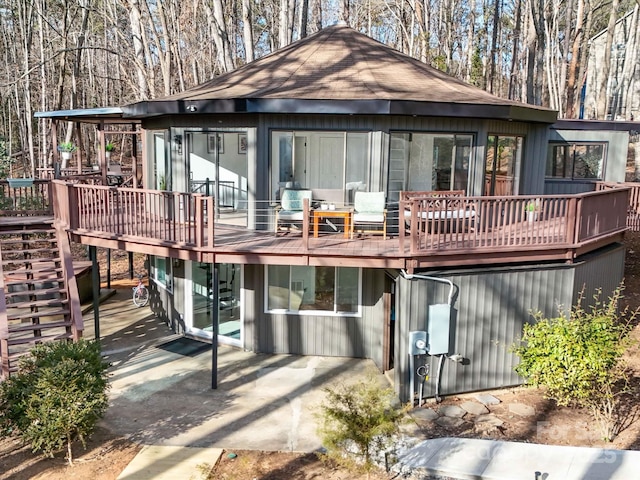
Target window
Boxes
[485,135,523,196]
[387,133,473,201]
[546,143,606,180]
[271,131,370,204]
[151,256,173,291]
[266,265,360,314]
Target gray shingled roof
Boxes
[124,24,556,123]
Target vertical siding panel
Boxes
[395,260,592,403]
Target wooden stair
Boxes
[0,219,84,378]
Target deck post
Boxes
[303,198,309,251]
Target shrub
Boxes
[512,287,636,441]
[316,375,408,473]
[0,340,110,465]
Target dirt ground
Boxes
[2,237,640,480]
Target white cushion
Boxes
[354,212,385,223]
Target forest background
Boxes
[0,0,639,177]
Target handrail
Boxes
[50,182,627,260]
[53,182,213,247]
[0,178,52,216]
[400,190,627,255]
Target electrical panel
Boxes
[428,304,451,355]
[409,331,427,355]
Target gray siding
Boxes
[254,267,385,362]
[548,129,629,183]
[573,244,625,305]
[544,180,596,195]
[393,257,617,402]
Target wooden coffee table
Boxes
[313,208,352,238]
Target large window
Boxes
[266,266,360,314]
[387,133,473,201]
[546,143,606,180]
[271,131,370,204]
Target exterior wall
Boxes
[252,266,386,368]
[573,244,625,304]
[393,244,625,402]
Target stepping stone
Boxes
[438,405,466,418]
[474,414,504,427]
[435,416,467,428]
[412,408,440,422]
[474,393,501,406]
[509,403,536,417]
[461,401,489,416]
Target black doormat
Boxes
[156,337,210,357]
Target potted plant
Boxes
[105,141,115,159]
[525,200,539,222]
[58,142,76,161]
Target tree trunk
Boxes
[243,0,255,61]
[488,0,501,93]
[129,0,149,100]
[508,0,522,99]
[566,0,585,118]
[596,0,619,119]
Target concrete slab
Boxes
[116,445,221,480]
[474,393,501,406]
[399,437,494,479]
[461,401,489,415]
[435,416,467,428]
[398,438,640,480]
[474,414,504,427]
[438,405,466,418]
[411,408,440,422]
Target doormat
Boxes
[156,337,210,357]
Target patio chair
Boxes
[274,189,313,234]
[350,191,387,239]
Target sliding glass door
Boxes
[187,261,241,347]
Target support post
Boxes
[89,246,100,342]
[107,249,111,289]
[211,266,219,389]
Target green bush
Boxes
[0,340,110,464]
[512,287,635,441]
[316,375,408,473]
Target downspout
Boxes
[400,270,461,403]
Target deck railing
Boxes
[51,181,629,260]
[399,189,628,255]
[52,181,214,248]
[0,179,52,216]
[596,181,640,232]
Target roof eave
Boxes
[34,107,132,124]
[124,98,557,123]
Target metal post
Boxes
[211,266,219,389]
[106,249,111,289]
[89,246,100,342]
[128,252,134,279]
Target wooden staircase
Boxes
[0,219,84,378]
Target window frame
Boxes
[151,255,173,292]
[546,141,607,181]
[264,265,362,316]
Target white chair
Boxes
[274,189,313,234]
[350,191,387,239]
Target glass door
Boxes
[484,135,522,196]
[187,261,241,347]
[187,131,248,227]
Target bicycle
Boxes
[132,274,149,307]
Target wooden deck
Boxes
[46,181,630,272]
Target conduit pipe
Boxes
[400,270,460,404]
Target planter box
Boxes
[7,178,34,188]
